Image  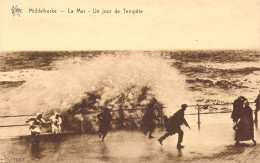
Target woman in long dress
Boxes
[233,100,256,145]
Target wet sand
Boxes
[0,114,259,162]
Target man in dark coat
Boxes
[254,90,260,122]
[233,100,256,145]
[141,107,159,139]
[97,107,112,141]
[158,104,190,149]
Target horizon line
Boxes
[1,48,260,53]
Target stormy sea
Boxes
[1,50,260,162]
[0,50,260,131]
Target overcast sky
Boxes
[0,0,260,51]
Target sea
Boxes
[1,50,259,116]
[0,50,260,162]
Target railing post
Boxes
[197,105,201,130]
[80,121,85,133]
[160,107,163,129]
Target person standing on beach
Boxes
[254,90,260,122]
[158,104,190,149]
[233,100,256,145]
[49,113,62,134]
[97,107,112,142]
[231,96,247,124]
[141,107,159,139]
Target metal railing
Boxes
[0,102,257,129]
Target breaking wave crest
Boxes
[1,52,187,131]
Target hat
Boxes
[35,112,43,118]
[181,104,188,108]
[55,112,60,116]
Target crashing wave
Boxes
[0,52,187,131]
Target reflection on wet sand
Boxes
[100,142,110,162]
[0,119,259,163]
[29,135,62,161]
[30,140,43,160]
[178,149,183,157]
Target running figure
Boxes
[97,107,112,141]
[158,104,191,149]
[141,107,159,139]
[26,112,46,137]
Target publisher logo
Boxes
[11,5,22,17]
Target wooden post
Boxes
[197,105,201,130]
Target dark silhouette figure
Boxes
[141,107,159,139]
[97,107,112,141]
[231,96,247,124]
[254,90,260,122]
[233,100,256,145]
[158,104,190,149]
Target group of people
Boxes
[26,91,260,149]
[26,112,62,136]
[231,91,260,145]
[98,91,260,149]
[97,104,190,149]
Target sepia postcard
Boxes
[0,0,260,162]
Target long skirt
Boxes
[235,121,254,141]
